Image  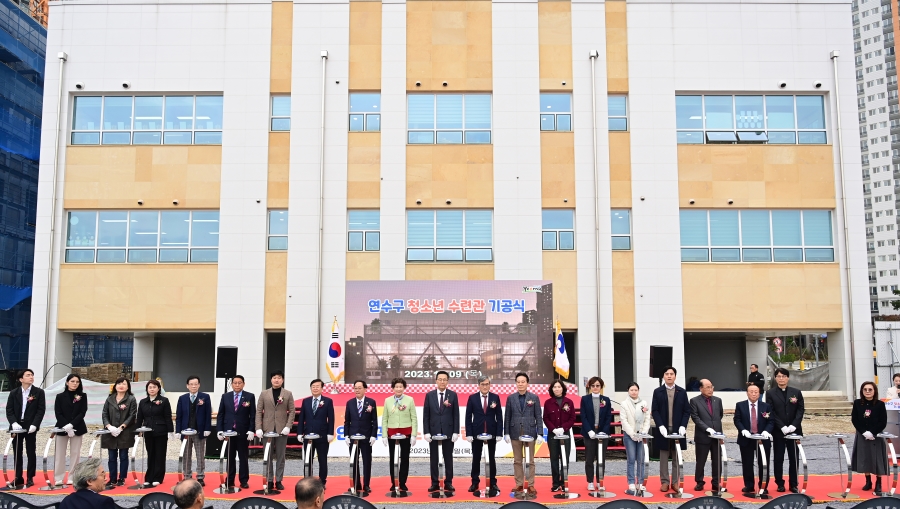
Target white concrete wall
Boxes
[380,0,406,280]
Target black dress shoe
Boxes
[741,487,754,494]
[267,482,275,490]
[776,485,785,492]
[197,479,205,487]
[25,480,34,488]
[490,484,501,496]
[105,482,116,490]
[364,486,372,494]
[468,482,478,492]
[711,485,720,492]
[790,487,800,493]
[550,484,562,492]
[694,483,704,491]
[444,483,454,492]
[428,483,440,492]
[276,481,284,490]
[240,482,249,489]
[400,484,409,492]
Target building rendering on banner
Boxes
[28,0,874,399]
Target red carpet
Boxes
[9,472,886,504]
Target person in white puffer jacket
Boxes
[618,382,651,494]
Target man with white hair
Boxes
[59,458,116,509]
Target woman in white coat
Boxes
[618,382,652,495]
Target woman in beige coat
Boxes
[618,382,651,494]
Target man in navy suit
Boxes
[343,380,378,494]
[734,384,774,495]
[216,375,256,489]
[59,458,117,509]
[423,370,460,492]
[298,378,335,488]
[464,375,503,496]
[175,375,213,486]
[651,366,691,492]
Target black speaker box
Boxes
[216,346,238,379]
[649,345,673,379]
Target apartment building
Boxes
[29,0,873,397]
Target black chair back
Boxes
[598,499,649,509]
[323,495,379,509]
[664,495,736,509]
[760,493,814,509]
[828,496,900,509]
[0,492,59,509]
[229,497,289,509]
[137,492,178,509]
[501,501,550,509]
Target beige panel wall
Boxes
[350,1,382,90]
[612,251,635,328]
[348,133,381,208]
[605,0,627,93]
[268,132,290,208]
[265,252,287,329]
[347,252,380,280]
[541,132,575,208]
[63,146,221,209]
[543,251,577,328]
[678,145,836,208]
[57,265,217,330]
[537,1,573,92]
[609,132,631,207]
[406,263,494,280]
[407,145,493,207]
[270,2,294,94]
[682,264,843,329]
[407,0,492,91]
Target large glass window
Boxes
[72,95,223,146]
[64,210,219,264]
[268,210,288,250]
[349,93,381,132]
[271,96,291,132]
[408,94,491,144]
[541,209,574,250]
[679,209,834,263]
[406,210,492,261]
[675,95,826,145]
[608,96,627,131]
[611,209,631,250]
[348,210,380,251]
[540,94,572,132]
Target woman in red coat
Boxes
[543,380,576,492]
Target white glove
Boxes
[203,431,210,437]
[246,431,255,441]
[658,426,667,437]
[864,431,875,440]
[553,427,564,437]
[255,429,263,438]
[66,430,74,437]
[761,431,772,440]
[369,437,376,446]
[424,433,432,443]
[327,435,333,442]
[174,433,181,440]
[504,435,510,443]
[466,436,473,443]
[216,432,224,441]
[168,433,176,440]
[106,424,117,432]
[345,437,351,446]
[63,424,74,432]
[110,427,121,437]
[678,426,686,436]
[741,430,751,438]
[27,425,36,434]
[10,422,21,431]
[706,427,715,436]
[451,433,458,442]
[780,426,790,435]
[787,425,796,434]
[280,427,290,436]
[382,436,388,447]
[588,430,596,439]
[536,436,544,445]
[410,436,416,447]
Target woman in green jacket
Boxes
[382,377,417,492]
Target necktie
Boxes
[358,399,363,417]
[312,398,318,416]
[706,397,712,415]
[750,403,758,434]
[483,395,488,433]
[439,392,444,412]
[234,393,239,411]
[190,394,196,404]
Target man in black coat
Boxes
[765,367,805,492]
[689,378,724,491]
[464,375,502,496]
[5,368,45,487]
[747,364,765,392]
[651,366,690,493]
[298,378,335,487]
[216,375,256,489]
[423,370,460,492]
[734,385,774,494]
[343,380,378,494]
[59,458,117,509]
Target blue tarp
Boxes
[0,283,29,310]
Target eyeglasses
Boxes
[478,382,490,386]
[863,387,875,391]
[590,384,602,388]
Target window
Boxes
[679,209,835,263]
[348,210,380,251]
[540,94,572,132]
[65,210,219,263]
[71,95,223,145]
[611,209,631,250]
[349,93,381,132]
[608,96,628,131]
[268,210,288,250]
[675,95,826,145]
[541,210,574,250]
[406,210,492,262]
[271,96,291,131]
[407,94,491,144]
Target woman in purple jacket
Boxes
[543,380,576,492]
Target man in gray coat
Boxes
[689,378,723,492]
[503,372,543,495]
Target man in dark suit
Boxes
[5,368,45,487]
[747,364,765,392]
[734,384,774,495]
[765,367,805,493]
[689,378,724,491]
[59,458,117,509]
[423,370,460,493]
[174,375,212,486]
[343,379,378,494]
[651,366,690,492]
[465,375,502,496]
[216,375,256,489]
[298,378,335,488]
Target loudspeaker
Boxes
[649,345,673,379]
[216,346,238,379]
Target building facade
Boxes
[30,0,873,397]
